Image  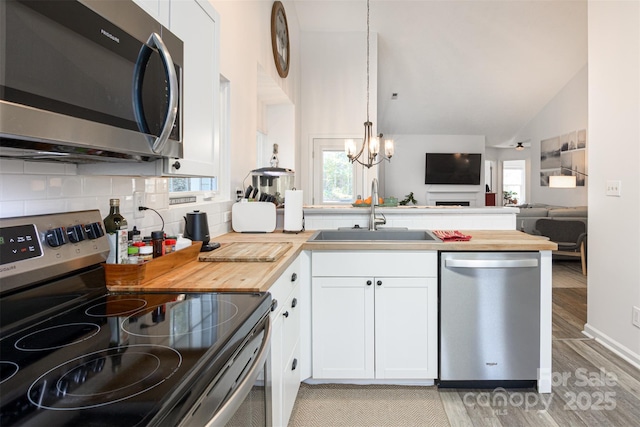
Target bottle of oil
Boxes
[104,199,128,264]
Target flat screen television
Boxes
[425,153,482,185]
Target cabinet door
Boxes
[312,277,374,379]
[374,277,438,379]
[165,0,220,177]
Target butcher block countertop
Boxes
[106,230,556,293]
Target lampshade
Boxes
[549,175,577,188]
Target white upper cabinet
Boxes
[163,0,220,177]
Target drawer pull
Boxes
[291,298,298,308]
[283,311,289,318]
[377,280,382,286]
[366,280,372,286]
[292,358,298,371]
[270,299,278,312]
[291,272,298,282]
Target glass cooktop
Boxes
[0,269,270,426]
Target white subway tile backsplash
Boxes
[0,159,25,174]
[25,199,66,215]
[48,176,83,198]
[83,176,113,196]
[0,201,25,218]
[111,177,136,196]
[1,175,47,200]
[24,161,67,175]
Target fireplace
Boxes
[436,201,471,207]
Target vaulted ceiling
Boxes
[293,0,587,147]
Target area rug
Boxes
[288,383,451,427]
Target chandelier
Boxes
[345,0,394,169]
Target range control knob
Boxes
[67,224,86,243]
[84,222,104,240]
[45,227,67,247]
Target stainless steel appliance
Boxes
[439,252,540,388]
[0,210,271,426]
[0,0,183,163]
[250,168,295,205]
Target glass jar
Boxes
[164,238,176,254]
[138,245,153,262]
[151,231,164,258]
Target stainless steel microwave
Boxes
[0,0,183,163]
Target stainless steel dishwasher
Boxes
[439,252,540,388]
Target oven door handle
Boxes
[204,316,272,427]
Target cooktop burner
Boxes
[15,323,101,352]
[28,344,182,411]
[85,298,148,317]
[1,361,19,384]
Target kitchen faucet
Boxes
[369,178,386,231]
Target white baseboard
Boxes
[583,323,640,370]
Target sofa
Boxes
[516,204,588,234]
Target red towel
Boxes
[432,230,472,241]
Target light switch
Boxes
[606,180,621,197]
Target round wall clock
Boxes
[271,1,290,78]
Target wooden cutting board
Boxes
[198,242,292,262]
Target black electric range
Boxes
[0,211,271,426]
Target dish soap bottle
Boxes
[104,198,128,264]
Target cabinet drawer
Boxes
[312,251,437,277]
[269,256,300,318]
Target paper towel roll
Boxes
[284,190,304,232]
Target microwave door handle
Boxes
[133,32,179,154]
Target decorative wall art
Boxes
[540,129,587,187]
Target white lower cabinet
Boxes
[269,256,301,427]
[311,251,438,381]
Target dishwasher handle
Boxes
[445,258,538,268]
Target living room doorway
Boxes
[502,160,526,205]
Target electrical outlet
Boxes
[223,211,231,222]
[606,180,622,197]
[133,191,145,219]
[633,306,640,329]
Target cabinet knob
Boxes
[291,298,298,308]
[377,280,382,286]
[292,358,298,371]
[172,160,181,170]
[283,311,289,318]
[270,300,278,312]
[366,280,372,286]
[291,272,297,282]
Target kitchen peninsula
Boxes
[106,229,556,426]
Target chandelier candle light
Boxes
[345,0,394,168]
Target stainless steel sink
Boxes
[309,229,441,242]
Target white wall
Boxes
[585,1,640,365]
[211,0,300,193]
[509,65,588,207]
[300,31,377,202]
[382,135,486,206]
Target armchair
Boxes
[534,218,587,275]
